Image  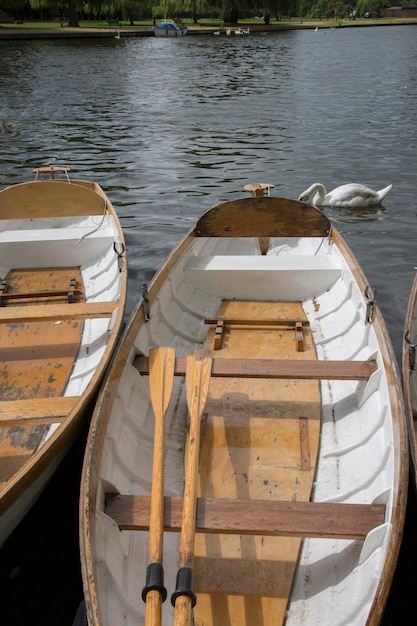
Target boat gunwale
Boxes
[403,274,417,489]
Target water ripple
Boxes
[1,26,417,357]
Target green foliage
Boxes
[2,0,28,9]
[356,0,381,15]
[28,0,59,8]
[120,0,152,20]
[5,0,391,25]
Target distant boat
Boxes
[153,19,187,37]
[0,165,127,548]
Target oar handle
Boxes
[171,567,196,607]
[171,349,212,625]
[142,562,167,602]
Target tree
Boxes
[356,0,380,15]
[119,0,150,24]
[183,0,206,23]
[1,0,27,21]
[65,0,80,25]
[28,0,80,26]
[213,0,245,24]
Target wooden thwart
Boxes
[134,356,377,381]
[105,495,386,541]
[0,396,79,425]
[0,301,118,324]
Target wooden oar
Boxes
[171,349,212,626]
[141,347,176,626]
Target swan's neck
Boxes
[312,184,326,205]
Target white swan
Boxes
[298,182,392,207]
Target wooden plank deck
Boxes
[0,267,84,485]
[0,301,118,324]
[196,300,321,625]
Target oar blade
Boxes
[149,346,176,418]
[185,348,212,422]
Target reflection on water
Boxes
[1,26,417,348]
[1,24,417,625]
[324,203,387,224]
[1,27,417,351]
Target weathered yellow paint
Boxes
[0,267,84,484]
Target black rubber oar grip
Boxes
[142,562,167,602]
[171,567,197,607]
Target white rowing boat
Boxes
[80,192,407,625]
[0,166,127,547]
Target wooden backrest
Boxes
[0,180,106,219]
[195,196,331,238]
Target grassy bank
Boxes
[1,17,417,30]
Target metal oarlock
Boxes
[365,285,377,324]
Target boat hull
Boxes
[153,28,187,37]
[153,20,187,37]
[0,176,127,547]
[80,196,407,625]
[403,273,417,488]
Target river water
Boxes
[0,24,417,624]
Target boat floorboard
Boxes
[0,267,84,484]
[183,300,321,624]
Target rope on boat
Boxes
[77,200,108,244]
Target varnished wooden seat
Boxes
[105,494,386,541]
[0,301,119,324]
[134,355,378,381]
[0,396,79,426]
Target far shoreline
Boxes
[1,18,416,40]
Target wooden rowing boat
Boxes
[403,273,417,488]
[80,193,407,625]
[0,166,127,548]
